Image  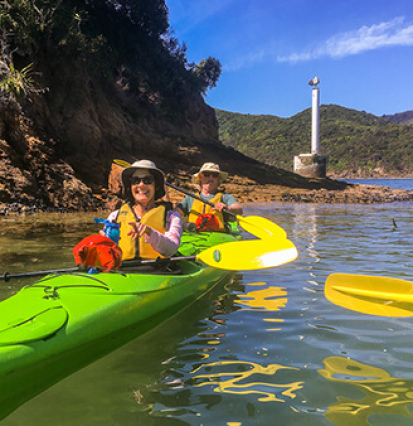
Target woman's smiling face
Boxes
[131,169,155,205]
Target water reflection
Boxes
[143,278,297,421]
[235,282,288,331]
[291,204,321,262]
[319,356,413,424]
[186,282,298,403]
[192,360,303,403]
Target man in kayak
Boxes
[106,160,182,260]
[175,162,243,232]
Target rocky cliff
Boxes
[0,56,218,210]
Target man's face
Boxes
[199,171,219,194]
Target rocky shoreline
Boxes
[168,180,413,205]
[1,168,412,216]
[107,164,413,207]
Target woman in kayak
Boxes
[106,160,182,260]
[175,162,243,232]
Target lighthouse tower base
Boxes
[294,154,327,178]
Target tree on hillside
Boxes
[194,57,222,94]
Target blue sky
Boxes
[166,0,413,118]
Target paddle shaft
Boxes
[1,267,83,282]
[1,256,201,282]
[122,255,197,268]
[331,285,413,303]
[165,182,237,220]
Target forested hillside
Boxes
[217,105,413,177]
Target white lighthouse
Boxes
[309,76,320,154]
[293,76,327,178]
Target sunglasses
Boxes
[202,172,219,178]
[131,175,154,185]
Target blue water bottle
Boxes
[94,218,120,244]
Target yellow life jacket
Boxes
[116,203,167,260]
[188,192,226,232]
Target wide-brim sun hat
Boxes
[193,162,228,184]
[121,159,166,199]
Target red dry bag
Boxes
[73,235,123,271]
[195,213,220,232]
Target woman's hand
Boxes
[127,222,152,240]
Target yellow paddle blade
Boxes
[325,273,413,317]
[113,159,131,168]
[237,215,287,240]
[197,238,298,271]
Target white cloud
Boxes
[224,50,267,71]
[278,17,413,63]
[169,0,236,34]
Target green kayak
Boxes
[0,230,240,420]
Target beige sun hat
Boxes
[193,162,229,184]
[121,159,165,199]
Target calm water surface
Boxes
[341,178,413,191]
[1,196,413,425]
